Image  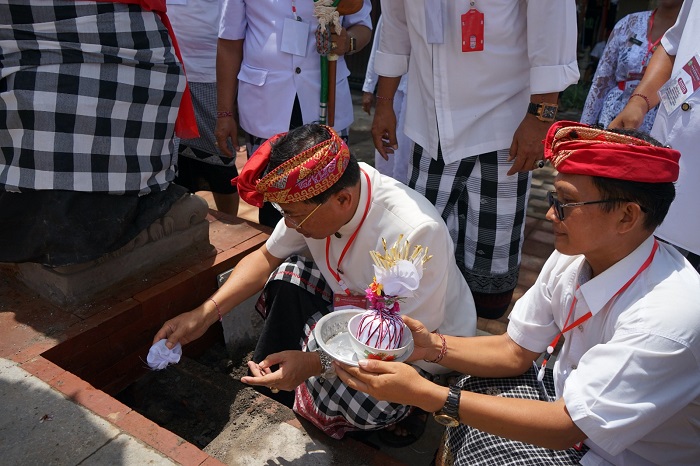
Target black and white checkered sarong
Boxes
[0,0,184,195]
[439,366,588,466]
[257,256,417,439]
[409,144,530,296]
[175,82,236,166]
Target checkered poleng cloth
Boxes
[409,144,531,295]
[256,255,416,439]
[0,0,184,195]
[439,366,588,466]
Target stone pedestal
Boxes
[15,193,213,307]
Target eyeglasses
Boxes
[271,201,324,229]
[547,191,643,221]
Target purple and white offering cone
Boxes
[355,309,404,350]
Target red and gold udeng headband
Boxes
[232,126,350,208]
[544,121,680,183]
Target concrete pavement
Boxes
[0,358,179,466]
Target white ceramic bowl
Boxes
[314,309,413,366]
[347,313,413,362]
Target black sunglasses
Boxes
[547,191,646,220]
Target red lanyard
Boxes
[325,169,372,295]
[643,10,662,67]
[537,239,659,381]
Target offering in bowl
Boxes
[314,310,413,366]
[348,313,412,361]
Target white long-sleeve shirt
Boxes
[362,16,407,95]
[376,0,579,165]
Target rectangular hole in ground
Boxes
[114,338,260,449]
[40,298,257,449]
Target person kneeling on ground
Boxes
[335,122,700,465]
[154,124,476,444]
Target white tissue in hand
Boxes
[147,339,182,370]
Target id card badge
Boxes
[461,8,484,52]
[533,361,550,401]
[659,53,700,114]
[281,17,309,57]
[333,293,368,311]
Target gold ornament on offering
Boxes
[350,236,431,359]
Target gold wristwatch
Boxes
[433,385,461,427]
[527,102,558,122]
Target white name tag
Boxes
[280,17,309,57]
[659,53,700,114]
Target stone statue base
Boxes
[14,193,212,307]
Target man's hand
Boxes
[334,359,437,410]
[330,27,351,56]
[371,99,398,160]
[401,316,442,363]
[609,99,647,130]
[153,308,213,350]
[214,115,239,158]
[241,350,321,392]
[507,115,550,176]
[362,92,375,115]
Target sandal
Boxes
[377,408,428,448]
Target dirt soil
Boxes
[116,340,291,450]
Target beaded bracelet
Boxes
[216,111,234,118]
[425,331,447,364]
[630,93,651,113]
[375,95,394,101]
[208,297,223,322]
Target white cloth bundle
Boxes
[146,339,182,370]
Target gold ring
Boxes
[533,159,545,169]
[270,387,279,394]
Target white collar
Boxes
[578,236,656,315]
[334,166,372,238]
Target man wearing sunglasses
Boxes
[154,124,477,443]
[335,122,700,465]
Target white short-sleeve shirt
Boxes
[508,237,700,465]
[166,0,221,83]
[265,163,477,373]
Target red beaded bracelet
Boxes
[208,297,223,322]
[424,331,447,364]
[375,95,394,101]
[630,93,651,113]
[216,111,234,118]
